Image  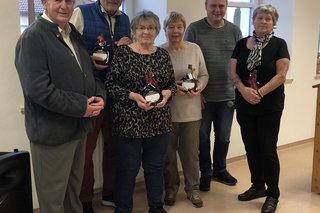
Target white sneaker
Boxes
[102,195,116,208]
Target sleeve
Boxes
[276,38,290,60]
[69,7,84,34]
[15,31,89,118]
[231,40,241,59]
[163,52,177,96]
[105,46,132,103]
[95,78,106,100]
[196,45,209,90]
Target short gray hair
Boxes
[131,10,161,35]
[163,11,186,31]
[253,4,279,26]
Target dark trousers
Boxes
[236,110,282,199]
[199,101,234,175]
[113,133,170,213]
[80,106,115,202]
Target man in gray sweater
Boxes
[184,0,242,191]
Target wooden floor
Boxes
[91,140,319,213]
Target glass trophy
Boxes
[247,69,259,90]
[181,64,198,92]
[140,71,162,105]
[92,34,109,65]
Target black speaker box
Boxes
[0,149,33,213]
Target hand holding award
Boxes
[140,71,162,105]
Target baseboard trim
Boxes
[227,137,314,164]
[129,138,314,186]
[33,138,314,212]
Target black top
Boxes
[231,36,290,113]
[106,45,176,138]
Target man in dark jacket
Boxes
[15,0,105,213]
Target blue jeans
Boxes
[113,133,170,213]
[199,101,234,176]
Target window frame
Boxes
[19,0,125,33]
[226,0,260,37]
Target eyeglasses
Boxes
[136,26,156,32]
[52,0,75,5]
[166,25,185,31]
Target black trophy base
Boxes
[92,51,109,65]
[182,81,196,91]
[144,91,161,104]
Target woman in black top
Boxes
[106,10,176,213]
[230,4,290,213]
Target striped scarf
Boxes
[247,31,274,71]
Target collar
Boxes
[41,13,72,35]
[204,17,225,29]
[100,5,122,17]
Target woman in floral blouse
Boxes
[106,10,176,213]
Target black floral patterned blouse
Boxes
[106,45,176,138]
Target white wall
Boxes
[1,0,320,210]
[0,0,39,208]
[167,0,205,27]
[278,0,320,144]
[0,0,26,150]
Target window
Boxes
[19,0,125,33]
[19,0,43,33]
[226,0,259,37]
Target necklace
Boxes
[130,43,156,55]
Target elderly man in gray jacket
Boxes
[15,0,105,212]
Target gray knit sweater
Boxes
[161,42,209,122]
[184,18,242,102]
